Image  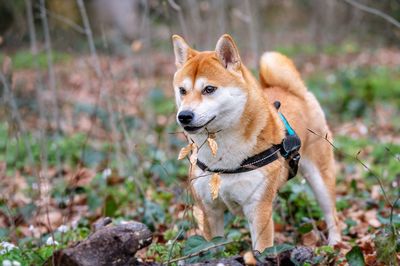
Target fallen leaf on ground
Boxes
[370,185,381,200]
[301,230,319,247]
[131,40,143,52]
[36,211,63,229]
[364,210,381,228]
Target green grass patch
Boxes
[275,40,360,57]
[0,50,71,70]
[307,66,400,121]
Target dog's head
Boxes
[172,34,248,134]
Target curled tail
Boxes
[259,52,307,97]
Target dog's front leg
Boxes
[244,201,274,252]
[191,172,225,240]
[200,204,225,240]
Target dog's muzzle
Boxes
[182,116,216,133]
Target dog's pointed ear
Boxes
[215,34,241,72]
[172,35,197,69]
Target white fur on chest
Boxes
[191,130,258,170]
[192,168,268,216]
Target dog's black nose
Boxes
[178,111,194,125]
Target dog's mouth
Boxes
[184,116,216,133]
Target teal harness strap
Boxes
[274,101,301,180]
[278,112,295,136]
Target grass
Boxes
[275,40,361,57]
[307,66,400,122]
[0,50,71,70]
[0,59,399,265]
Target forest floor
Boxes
[0,47,399,265]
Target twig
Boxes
[0,70,45,244]
[76,0,101,77]
[25,0,37,54]
[76,0,125,176]
[164,240,233,265]
[385,146,400,162]
[168,131,185,135]
[307,128,393,208]
[165,165,197,265]
[389,195,400,234]
[0,75,34,167]
[342,0,400,29]
[167,0,189,38]
[45,8,85,34]
[38,3,61,256]
[39,0,62,175]
[166,228,185,265]
[100,29,148,213]
[245,0,259,68]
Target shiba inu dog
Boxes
[171,34,341,252]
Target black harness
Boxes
[196,101,301,180]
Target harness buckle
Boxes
[280,135,301,180]
[281,135,301,158]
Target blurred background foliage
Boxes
[1,0,400,57]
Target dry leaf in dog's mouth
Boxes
[209,173,221,200]
[178,143,194,160]
[207,134,218,157]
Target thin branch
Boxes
[76,0,101,77]
[39,0,62,177]
[38,3,62,254]
[45,8,85,34]
[76,0,131,189]
[0,70,44,243]
[0,73,35,168]
[166,228,185,265]
[167,0,189,38]
[385,146,400,162]
[342,0,400,29]
[25,0,51,247]
[390,195,400,233]
[307,128,392,207]
[25,0,37,54]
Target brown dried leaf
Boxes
[364,210,381,228]
[243,251,257,266]
[131,40,143,52]
[364,253,377,265]
[189,144,198,165]
[359,239,374,255]
[301,230,319,247]
[209,173,221,200]
[36,211,63,229]
[207,137,218,156]
[370,185,381,200]
[68,168,96,186]
[178,143,193,160]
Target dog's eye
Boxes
[202,86,217,95]
[179,87,187,95]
